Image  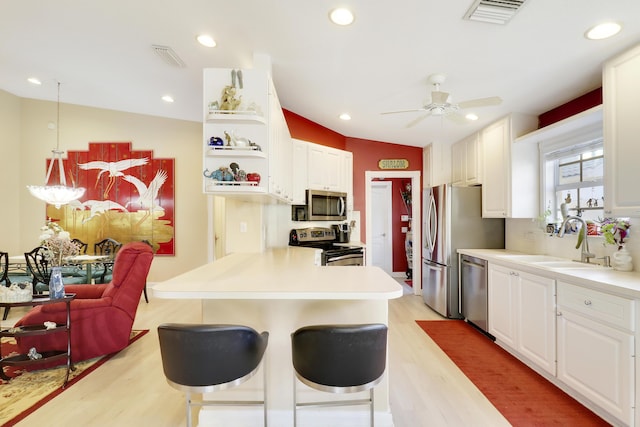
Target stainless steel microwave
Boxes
[292,189,347,221]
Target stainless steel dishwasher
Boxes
[460,254,491,336]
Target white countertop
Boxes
[458,248,640,298]
[152,247,403,300]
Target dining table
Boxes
[7,254,109,284]
[63,255,109,283]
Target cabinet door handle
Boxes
[557,311,563,316]
[584,299,592,306]
[509,271,519,276]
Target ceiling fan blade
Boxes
[381,108,427,115]
[431,91,449,104]
[405,112,431,128]
[457,96,502,109]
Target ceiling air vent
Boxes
[152,45,186,68]
[463,0,528,25]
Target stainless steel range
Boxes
[289,227,364,266]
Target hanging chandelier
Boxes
[27,82,85,208]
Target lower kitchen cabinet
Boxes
[488,264,556,376]
[557,281,635,426]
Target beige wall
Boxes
[0,90,22,254]
[1,90,208,282]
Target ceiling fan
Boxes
[381,73,502,128]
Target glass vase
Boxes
[49,266,65,299]
[612,246,634,272]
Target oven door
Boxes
[323,249,364,266]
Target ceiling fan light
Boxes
[466,113,479,121]
[329,8,355,26]
[585,22,621,40]
[196,34,217,47]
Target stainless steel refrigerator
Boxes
[422,185,504,318]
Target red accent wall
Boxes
[538,87,602,128]
[283,110,345,149]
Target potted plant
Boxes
[600,217,632,271]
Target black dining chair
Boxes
[93,238,122,283]
[24,246,52,294]
[158,323,269,427]
[1,251,11,320]
[291,323,388,427]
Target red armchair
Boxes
[15,242,154,363]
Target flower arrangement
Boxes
[600,217,631,250]
[39,220,80,266]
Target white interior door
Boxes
[371,181,393,274]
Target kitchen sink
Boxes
[496,254,564,263]
[532,261,603,269]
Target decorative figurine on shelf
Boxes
[208,136,224,147]
[219,85,242,111]
[28,347,42,360]
[246,173,261,185]
[223,130,262,151]
[230,162,247,182]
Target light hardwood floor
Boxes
[6,281,510,427]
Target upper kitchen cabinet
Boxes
[603,43,640,217]
[291,139,353,206]
[202,68,292,203]
[308,143,342,191]
[481,114,538,218]
[451,132,481,186]
[423,142,449,189]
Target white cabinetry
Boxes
[488,264,556,375]
[481,114,537,218]
[603,43,640,217]
[423,142,449,189]
[556,281,634,426]
[451,133,481,186]
[292,140,353,205]
[291,139,309,205]
[308,143,342,191]
[202,68,292,203]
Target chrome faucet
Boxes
[557,215,596,263]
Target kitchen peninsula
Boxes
[152,247,403,427]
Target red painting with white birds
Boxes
[44,142,175,255]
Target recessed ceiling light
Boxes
[339,113,351,121]
[162,95,174,103]
[329,8,355,26]
[27,77,42,85]
[585,22,622,40]
[196,34,217,47]
[465,113,479,121]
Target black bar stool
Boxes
[158,323,269,427]
[291,323,388,426]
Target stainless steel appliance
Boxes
[422,185,504,318]
[291,190,347,221]
[331,223,351,243]
[460,254,491,335]
[289,227,363,266]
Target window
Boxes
[548,144,604,223]
[537,107,604,226]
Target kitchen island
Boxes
[152,247,403,427]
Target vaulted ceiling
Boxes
[2,0,639,147]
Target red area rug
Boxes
[0,329,148,426]
[416,320,610,426]
[404,279,412,287]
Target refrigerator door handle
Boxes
[426,194,437,252]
